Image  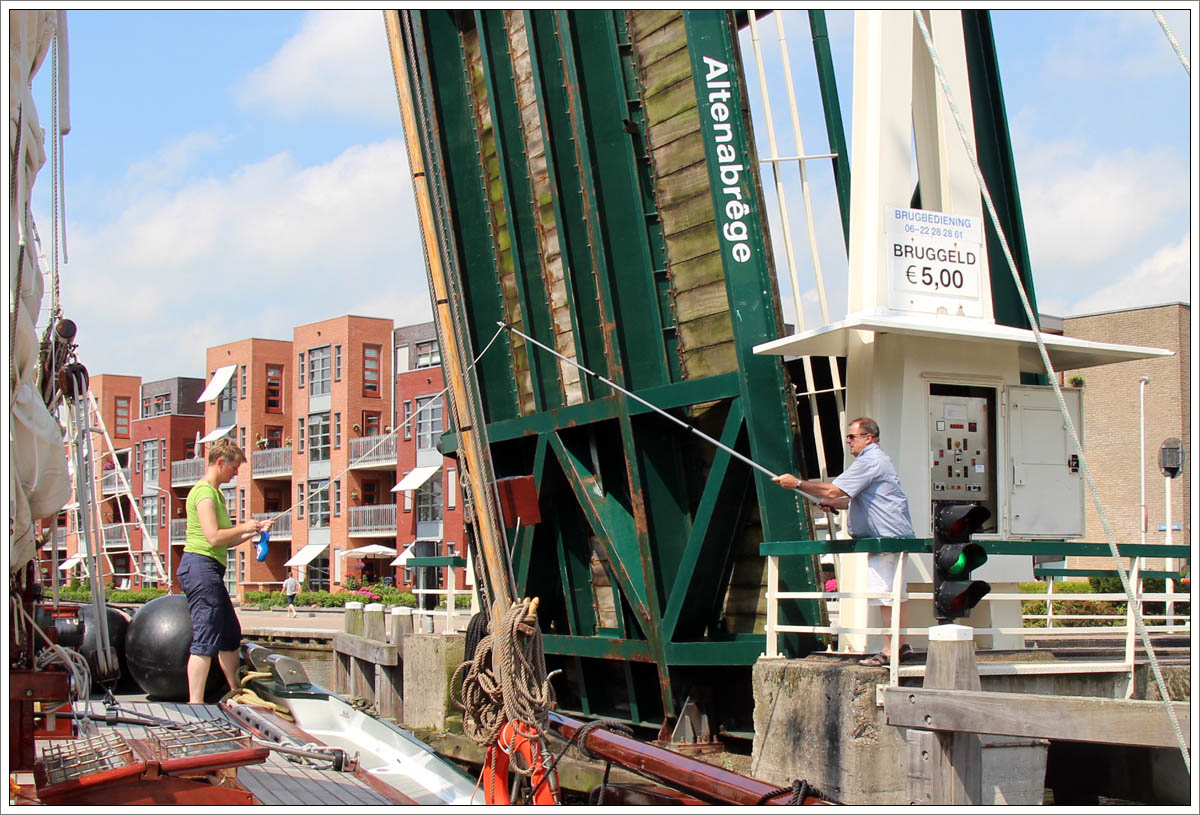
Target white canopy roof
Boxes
[58,554,83,571]
[197,364,237,402]
[753,312,1174,371]
[284,542,329,567]
[392,465,441,492]
[340,544,398,559]
[199,425,235,444]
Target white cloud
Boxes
[1019,146,1188,268]
[123,131,225,195]
[59,139,428,380]
[236,10,398,123]
[1068,234,1191,316]
[1045,10,1192,81]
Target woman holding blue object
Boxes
[178,438,272,703]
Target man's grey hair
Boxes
[850,417,880,439]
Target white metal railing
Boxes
[252,446,293,477]
[348,504,397,535]
[100,468,131,494]
[169,519,187,543]
[765,552,1191,692]
[349,434,397,467]
[171,457,204,486]
[411,565,477,634]
[102,522,136,549]
[254,512,291,539]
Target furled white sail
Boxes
[9,11,72,572]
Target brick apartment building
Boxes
[128,377,204,592]
[46,317,472,605]
[1061,302,1191,575]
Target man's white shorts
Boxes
[866,551,904,607]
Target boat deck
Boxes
[32,698,409,806]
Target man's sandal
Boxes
[858,644,913,667]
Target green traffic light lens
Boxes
[948,552,968,576]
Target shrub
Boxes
[1021,580,1123,627]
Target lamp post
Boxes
[1139,376,1150,562]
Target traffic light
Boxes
[932,502,992,623]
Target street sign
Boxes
[886,206,985,319]
[1159,437,1185,479]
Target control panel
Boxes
[929,385,996,528]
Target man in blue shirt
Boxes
[773,417,915,667]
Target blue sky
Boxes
[19,7,1195,381]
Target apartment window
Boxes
[334,345,342,381]
[239,489,245,522]
[152,394,170,416]
[237,549,245,583]
[415,395,443,451]
[265,364,283,413]
[222,487,237,522]
[264,487,283,513]
[298,417,305,453]
[142,439,160,482]
[141,552,161,587]
[240,426,247,452]
[141,496,159,531]
[265,425,283,448]
[298,351,305,387]
[333,480,341,517]
[142,397,151,418]
[416,475,443,523]
[403,401,412,440]
[114,396,131,437]
[363,344,381,397]
[184,439,196,459]
[415,340,441,369]
[308,412,330,462]
[297,483,305,519]
[308,480,329,528]
[134,444,141,473]
[363,411,381,437]
[308,345,331,396]
[447,467,457,509]
[159,495,167,527]
[363,481,380,505]
[240,364,247,398]
[333,412,341,449]
[218,378,236,414]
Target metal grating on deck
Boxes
[39,731,135,786]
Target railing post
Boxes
[766,554,779,658]
[888,551,906,688]
[923,624,983,804]
[1045,576,1055,629]
[344,601,364,636]
[364,602,386,641]
[1124,557,1141,699]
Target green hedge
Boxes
[1019,579,1189,627]
[53,583,169,605]
[243,586,473,610]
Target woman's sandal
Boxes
[858,644,914,667]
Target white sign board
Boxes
[886,207,985,319]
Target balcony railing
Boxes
[348,504,397,536]
[102,523,137,549]
[171,458,204,486]
[252,446,293,479]
[254,512,292,540]
[100,468,131,495]
[169,519,188,543]
[349,434,397,469]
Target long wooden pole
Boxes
[383,11,513,619]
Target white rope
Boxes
[1152,10,1191,76]
[262,322,509,524]
[913,10,1189,772]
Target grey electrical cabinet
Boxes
[1007,385,1084,538]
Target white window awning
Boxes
[199,425,235,444]
[390,538,439,566]
[198,364,237,403]
[58,554,83,571]
[392,465,441,492]
[284,543,329,567]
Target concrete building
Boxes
[1061,302,1190,573]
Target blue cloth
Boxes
[177,551,241,657]
[832,442,914,539]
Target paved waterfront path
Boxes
[236,606,345,639]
